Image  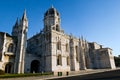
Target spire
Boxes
[51,5,54,8]
[22,9,27,21]
[81,35,84,41]
[15,18,19,26]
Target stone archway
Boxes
[30,60,40,73]
[5,62,13,73]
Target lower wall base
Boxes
[53,71,70,76]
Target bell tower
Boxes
[14,10,28,73]
[44,6,60,32]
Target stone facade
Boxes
[0,10,28,74]
[89,42,115,69]
[0,7,116,74]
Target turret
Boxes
[44,6,60,32]
[14,10,28,74]
[20,9,28,33]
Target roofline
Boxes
[0,32,12,37]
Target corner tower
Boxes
[44,6,60,32]
[14,10,28,73]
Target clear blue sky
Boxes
[0,0,120,56]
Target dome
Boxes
[44,6,59,16]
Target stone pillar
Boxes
[85,41,92,69]
[79,39,86,70]
[80,48,86,70]
[1,33,6,61]
[70,38,75,71]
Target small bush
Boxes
[0,72,53,78]
[0,70,5,75]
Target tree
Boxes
[114,56,120,67]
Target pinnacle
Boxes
[15,18,19,25]
[22,9,27,20]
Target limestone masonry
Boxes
[0,6,116,75]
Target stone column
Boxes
[80,48,86,70]
[79,39,86,70]
[69,38,75,71]
[1,33,6,61]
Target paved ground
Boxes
[1,69,120,80]
[48,69,120,80]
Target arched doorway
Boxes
[30,60,40,73]
[5,62,13,73]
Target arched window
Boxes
[56,24,60,31]
[57,41,61,50]
[66,43,69,52]
[75,46,79,61]
[53,27,55,30]
[5,62,13,73]
[8,43,14,52]
[57,55,62,65]
[66,56,70,65]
